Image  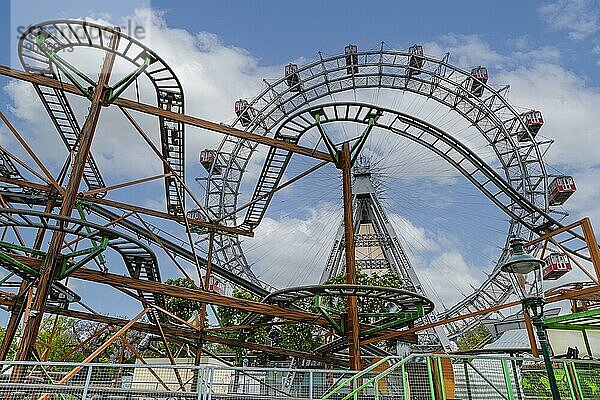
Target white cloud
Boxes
[3,11,599,315]
[3,8,280,185]
[419,251,483,309]
[539,0,600,40]
[245,202,340,288]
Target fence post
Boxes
[207,367,214,400]
[80,365,93,400]
[401,363,409,400]
[196,366,204,400]
[309,371,313,400]
[426,357,435,400]
[434,356,447,400]
[463,360,473,400]
[510,359,523,400]
[501,359,515,400]
[562,362,578,400]
[571,363,584,400]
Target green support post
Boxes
[562,362,576,400]
[501,359,515,400]
[427,357,436,400]
[402,363,410,400]
[437,356,447,400]
[0,250,40,278]
[75,202,107,270]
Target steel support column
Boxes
[340,143,361,371]
[15,31,119,361]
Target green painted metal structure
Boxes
[321,353,600,400]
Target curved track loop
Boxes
[206,48,592,339]
[18,20,185,215]
[0,208,164,312]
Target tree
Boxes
[456,324,491,351]
[323,271,406,325]
[216,289,267,366]
[164,277,203,321]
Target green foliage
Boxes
[456,324,491,351]
[214,272,407,362]
[323,271,405,324]
[164,277,203,321]
[216,289,267,366]
[0,326,18,360]
[278,297,323,353]
[0,316,139,363]
[521,367,573,398]
[36,317,86,362]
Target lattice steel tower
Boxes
[320,161,450,350]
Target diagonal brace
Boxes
[60,237,109,279]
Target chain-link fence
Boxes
[0,361,355,400]
[1,356,599,400]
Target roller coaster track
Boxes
[18,20,185,215]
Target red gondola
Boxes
[519,110,544,141]
[199,149,221,174]
[543,252,572,280]
[235,99,252,127]
[469,66,488,97]
[204,275,224,294]
[285,63,301,91]
[548,176,576,205]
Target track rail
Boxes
[18,20,185,215]
[0,208,164,313]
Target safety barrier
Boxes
[321,354,600,400]
[0,355,598,399]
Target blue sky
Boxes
[0,0,599,321]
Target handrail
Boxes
[338,355,419,400]
[320,355,400,400]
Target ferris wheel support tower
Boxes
[321,161,451,350]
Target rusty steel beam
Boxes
[70,268,329,325]
[581,217,600,280]
[362,283,600,345]
[0,295,348,366]
[0,175,254,238]
[81,173,171,197]
[87,196,253,237]
[0,65,333,162]
[15,32,120,361]
[340,143,361,370]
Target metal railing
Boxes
[0,361,356,400]
[321,353,600,400]
[0,355,599,400]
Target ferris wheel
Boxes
[200,43,582,340]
